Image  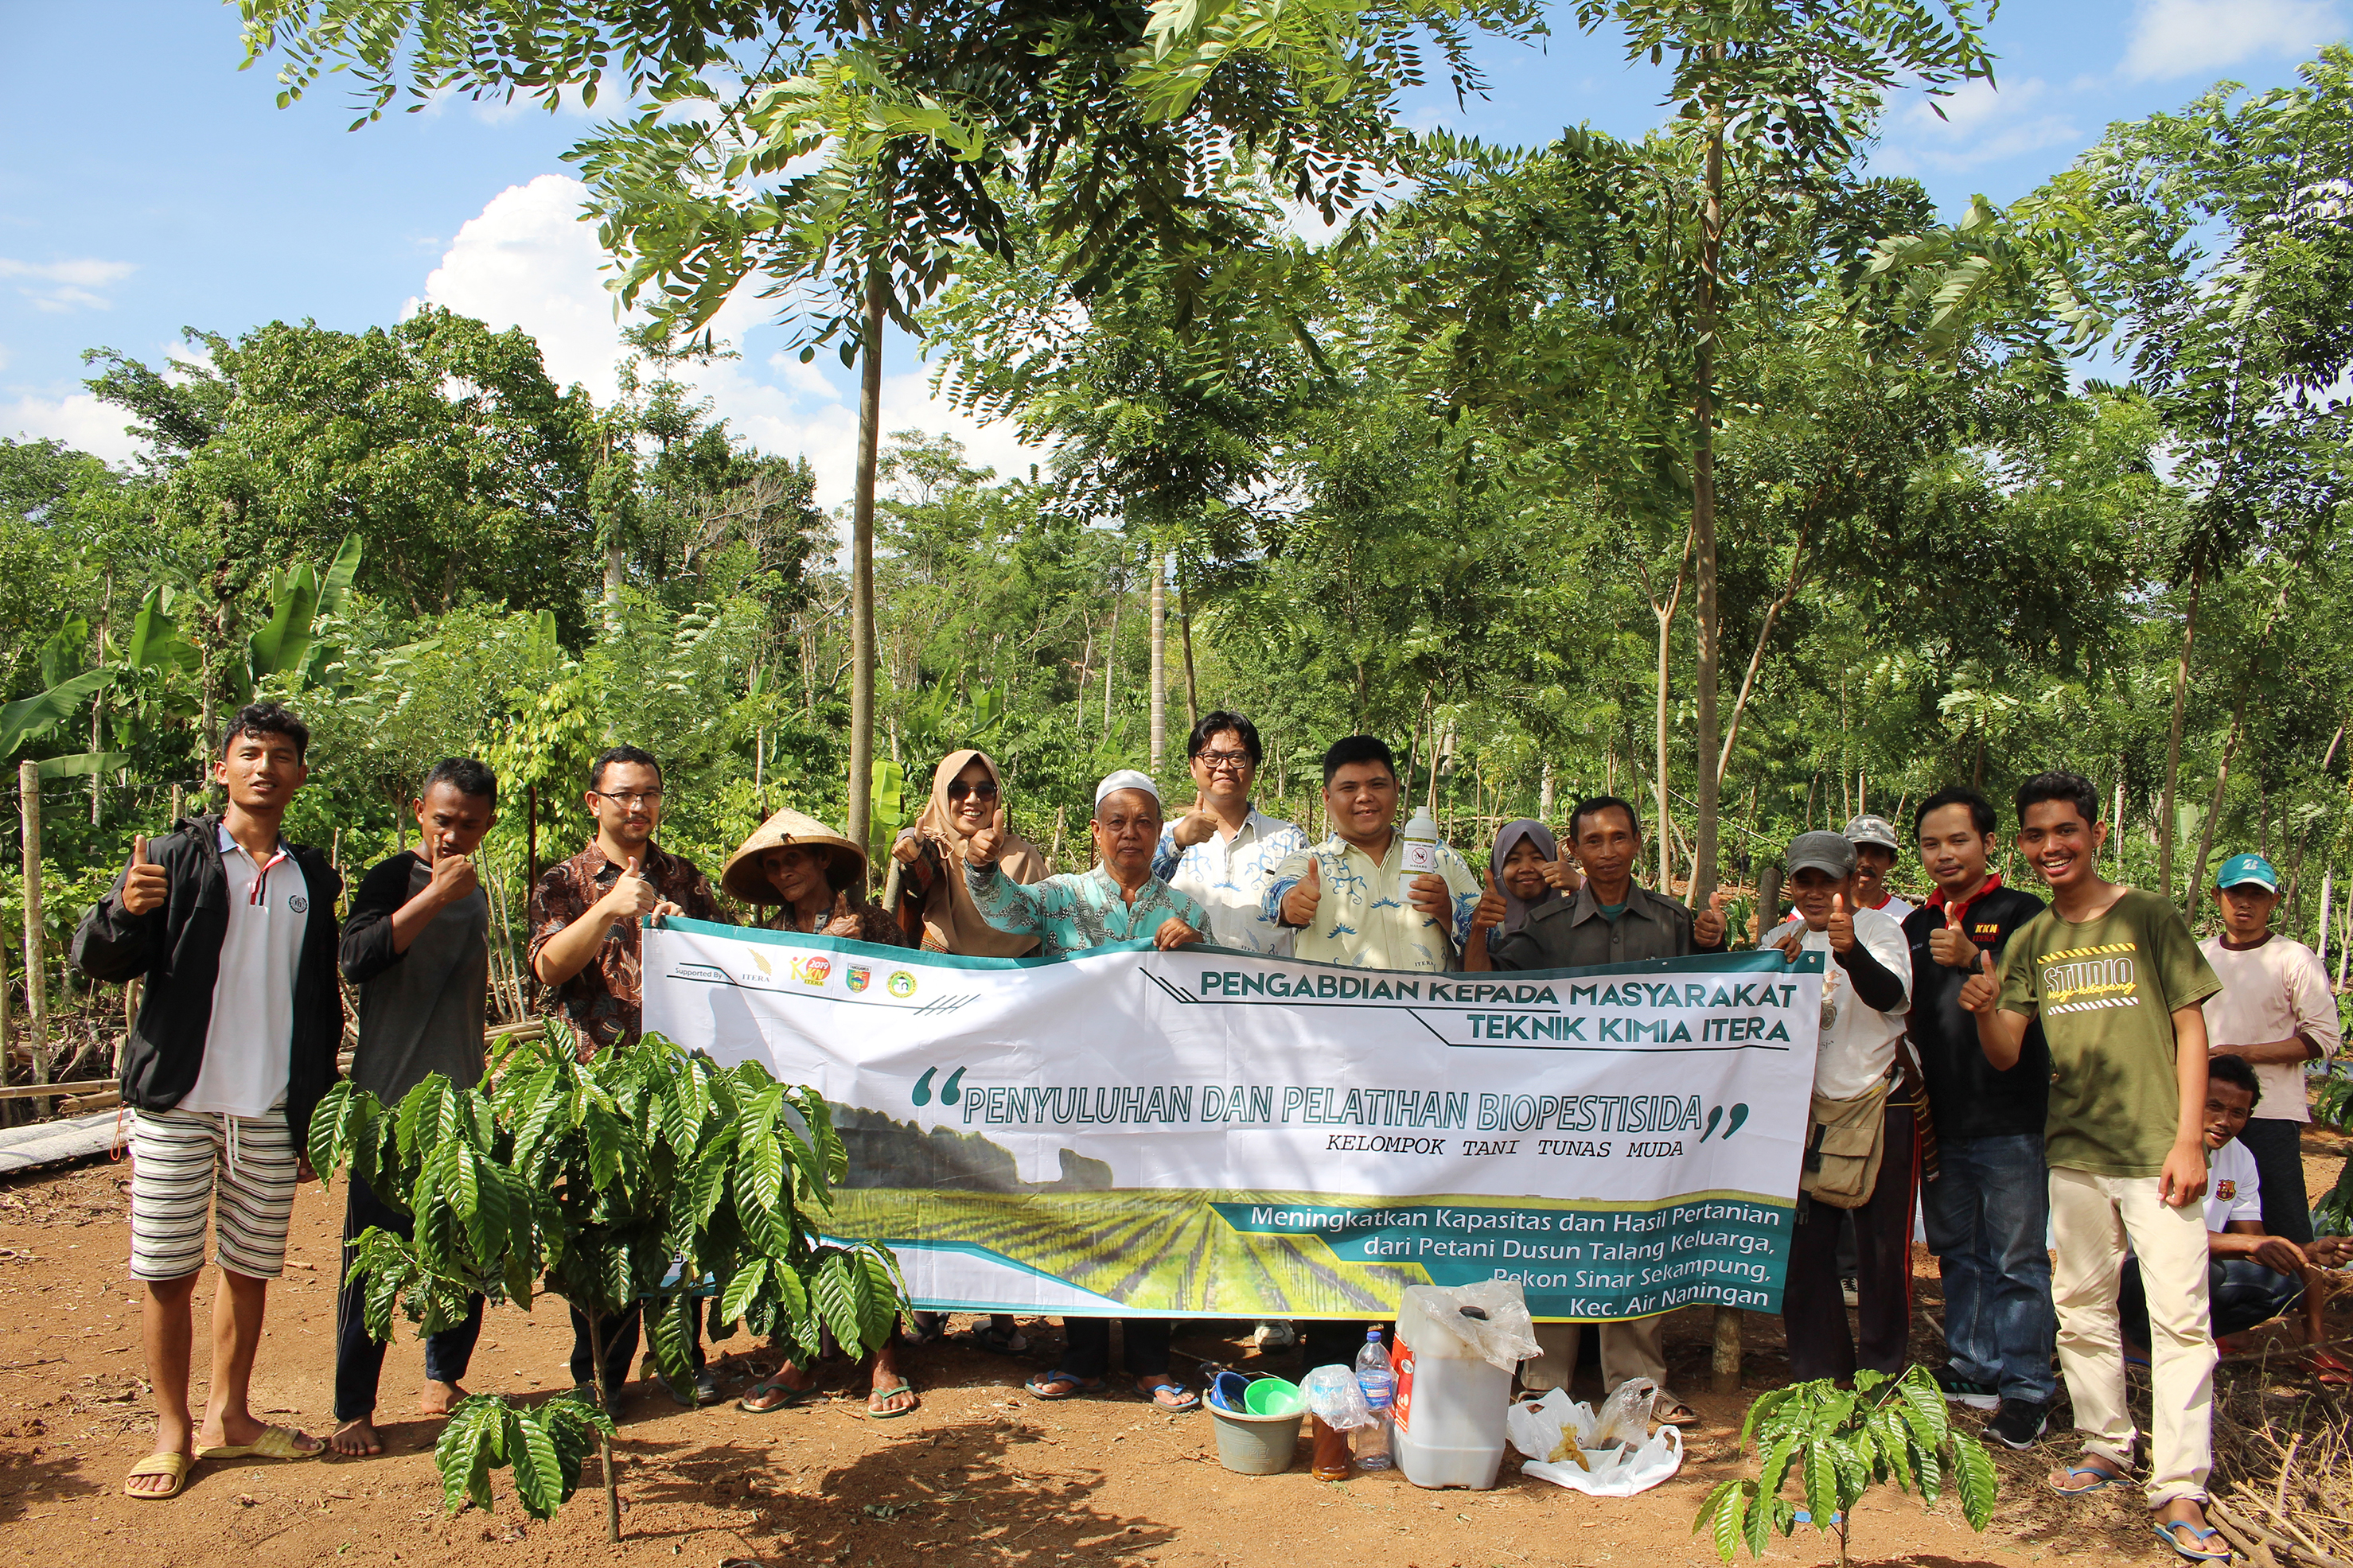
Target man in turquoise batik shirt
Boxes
[966,770,1209,959]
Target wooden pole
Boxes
[1711,1305,1743,1394]
[19,761,51,1119]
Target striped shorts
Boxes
[128,1106,298,1281]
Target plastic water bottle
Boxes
[1401,807,1439,873]
[1354,1328,1396,1469]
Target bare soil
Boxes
[1,1146,2344,1568]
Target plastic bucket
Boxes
[1209,1403,1306,1476]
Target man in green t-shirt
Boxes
[1961,771,2223,1563]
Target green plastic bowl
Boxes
[1243,1376,1304,1416]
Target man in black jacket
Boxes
[327,757,498,1457]
[72,702,341,1498]
[1904,785,2057,1453]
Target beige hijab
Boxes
[908,749,1048,957]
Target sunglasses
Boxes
[947,780,1000,802]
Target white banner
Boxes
[644,920,1824,1321]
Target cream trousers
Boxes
[1521,1317,1671,1400]
[2049,1165,2215,1508]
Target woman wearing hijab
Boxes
[722,809,922,1419]
[1464,819,1579,963]
[891,749,1050,957]
[886,749,1045,1356]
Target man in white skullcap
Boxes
[964,768,1208,959]
[964,768,1210,1411]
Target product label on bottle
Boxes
[1389,1340,1415,1433]
[1402,838,1436,873]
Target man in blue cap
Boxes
[2199,852,2339,1243]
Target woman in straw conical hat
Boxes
[724,808,919,1419]
[719,806,902,944]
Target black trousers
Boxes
[1062,1317,1172,1381]
[2237,1117,2313,1244]
[1301,1319,1390,1375]
[569,1294,704,1392]
[1782,1103,1919,1383]
[335,1175,483,1422]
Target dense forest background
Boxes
[4,12,2351,1091]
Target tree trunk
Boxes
[1689,76,1726,909]
[2184,680,2250,922]
[19,761,49,1119]
[1148,553,1167,768]
[1638,530,1692,893]
[847,267,886,850]
[591,1309,621,1543]
[1539,758,1554,825]
[2157,563,2205,905]
[1175,551,1200,736]
[1103,574,1121,741]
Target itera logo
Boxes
[911,1066,967,1107]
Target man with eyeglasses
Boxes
[529,745,725,1410]
[1153,711,1309,958]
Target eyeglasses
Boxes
[591,790,663,808]
[1194,750,1253,774]
[947,780,1000,802]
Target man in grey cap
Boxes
[1844,814,1916,923]
[1767,830,1918,1387]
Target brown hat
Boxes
[721,806,867,905]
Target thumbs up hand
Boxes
[606,854,659,925]
[968,805,1006,867]
[1539,849,1580,895]
[1694,885,1729,949]
[1471,868,1508,934]
[1826,889,1856,954]
[1280,857,1323,928]
[121,834,168,916]
[1171,801,1220,850]
[1958,948,2000,1017]
[1928,904,1977,970]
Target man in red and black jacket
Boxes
[72,703,343,1497]
[1903,784,2055,1455]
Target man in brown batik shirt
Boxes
[528,745,721,1058]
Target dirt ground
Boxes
[2,1139,2347,1568]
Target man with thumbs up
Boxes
[1765,831,1918,1393]
[1902,787,2057,1450]
[528,745,722,1409]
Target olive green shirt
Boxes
[1997,887,2221,1177]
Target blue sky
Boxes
[2,0,2345,501]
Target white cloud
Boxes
[2121,0,2343,81]
[1884,77,2080,173]
[0,255,137,313]
[409,173,1047,504]
[1,390,142,461]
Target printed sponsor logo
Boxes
[887,971,917,998]
[846,965,872,994]
[790,955,833,987]
[288,894,310,913]
[2216,1180,2237,1201]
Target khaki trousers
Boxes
[2048,1165,2215,1508]
[1521,1317,1671,1399]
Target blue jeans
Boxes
[1920,1132,2057,1402]
[2121,1256,2304,1342]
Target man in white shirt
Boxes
[2199,853,2340,1243]
[1153,711,1308,956]
[1765,831,1918,1383]
[1776,815,1915,928]
[72,704,344,1497]
[2119,1055,2350,1352]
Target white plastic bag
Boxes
[1506,1387,1683,1496]
[1417,1279,1545,1372]
[1300,1364,1375,1429]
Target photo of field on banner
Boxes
[643,921,1823,1323]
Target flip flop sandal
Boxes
[737,1377,822,1414]
[2152,1520,2233,1562]
[1025,1370,1103,1401]
[863,1380,921,1420]
[1140,1379,1201,1413]
[197,1425,318,1461]
[1653,1398,1701,1427]
[2051,1463,2129,1496]
[123,1452,192,1500]
[2309,1349,2353,1388]
[968,1323,1031,1356]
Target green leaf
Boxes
[315,531,363,618]
[1803,1442,1837,1531]
[1953,1433,1998,1529]
[127,587,197,672]
[33,751,131,780]
[504,1404,565,1520]
[720,1256,769,1325]
[0,666,117,757]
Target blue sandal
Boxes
[2051,1462,2129,1496]
[2152,1519,2232,1562]
[1026,1370,1103,1400]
